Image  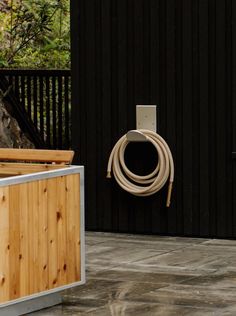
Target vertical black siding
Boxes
[199,0,209,237]
[232,1,236,236]
[71,0,236,238]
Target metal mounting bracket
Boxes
[126,105,157,142]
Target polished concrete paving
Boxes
[28,232,236,315]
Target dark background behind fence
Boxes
[71,0,236,238]
[0,69,71,149]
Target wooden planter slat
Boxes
[0,149,74,164]
[0,163,69,176]
[38,180,49,292]
[0,186,10,302]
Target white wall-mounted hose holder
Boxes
[107,104,174,207]
[127,105,158,142]
[136,105,157,131]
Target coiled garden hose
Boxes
[107,129,174,207]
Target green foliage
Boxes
[0,0,70,69]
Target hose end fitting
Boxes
[166,182,173,207]
[106,171,112,178]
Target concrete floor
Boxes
[28,232,236,315]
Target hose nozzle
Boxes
[166,182,173,207]
[106,171,111,178]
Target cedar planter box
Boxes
[0,149,85,316]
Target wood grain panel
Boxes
[0,149,74,164]
[9,185,20,300]
[73,174,81,280]
[19,183,29,296]
[56,176,67,286]
[47,178,58,289]
[0,187,10,302]
[66,174,81,282]
[38,180,49,291]
[0,163,68,177]
[28,181,39,294]
[0,173,81,304]
[66,175,77,283]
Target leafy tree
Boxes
[0,0,70,68]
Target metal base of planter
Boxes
[0,293,62,316]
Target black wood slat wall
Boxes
[71,0,236,238]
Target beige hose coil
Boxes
[107,129,174,207]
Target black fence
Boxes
[71,0,236,238]
[0,69,71,149]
